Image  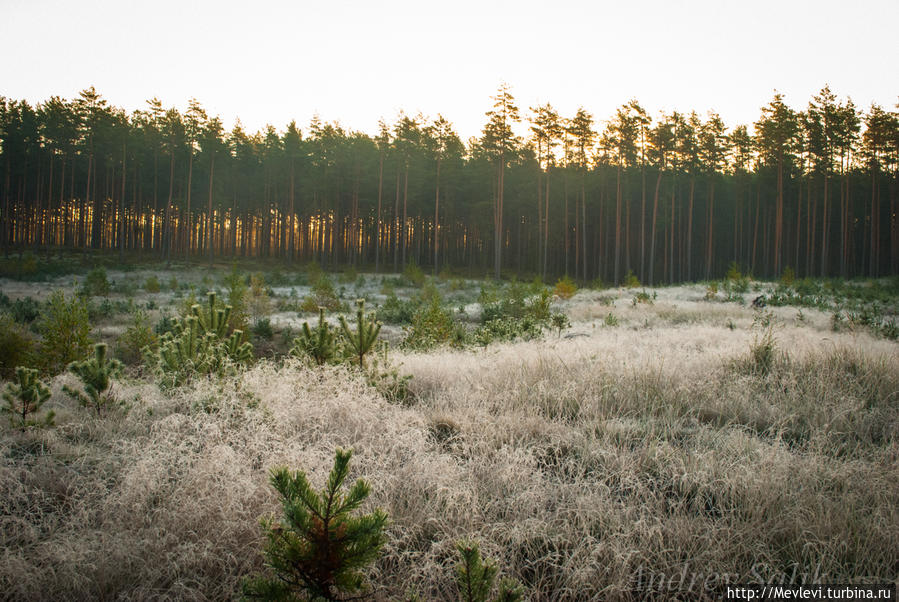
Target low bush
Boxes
[403,262,425,287]
[403,297,456,350]
[116,310,158,365]
[300,274,343,313]
[377,291,418,324]
[0,313,36,379]
[251,317,274,340]
[144,275,161,293]
[80,267,111,297]
[36,291,92,375]
[553,276,577,299]
[1,295,41,323]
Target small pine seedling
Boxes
[339,299,382,368]
[551,313,570,338]
[244,448,388,601]
[63,343,123,416]
[291,307,337,365]
[2,366,55,430]
[455,540,523,602]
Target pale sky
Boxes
[2,0,897,139]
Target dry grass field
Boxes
[1,266,897,600]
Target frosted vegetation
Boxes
[1,256,897,599]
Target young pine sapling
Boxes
[291,307,337,365]
[2,366,54,430]
[63,343,123,416]
[339,299,382,368]
[455,540,523,602]
[243,448,388,601]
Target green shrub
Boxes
[243,449,388,601]
[36,291,92,375]
[63,343,123,416]
[551,312,570,337]
[781,266,796,286]
[80,267,110,297]
[377,291,418,324]
[478,282,501,306]
[144,275,161,293]
[252,318,274,340]
[624,270,640,288]
[301,274,342,313]
[482,285,550,325]
[586,277,606,290]
[631,290,653,306]
[404,297,456,350]
[0,313,36,380]
[116,310,158,365]
[880,319,899,340]
[474,316,543,346]
[2,366,54,430]
[3,296,41,323]
[604,312,619,327]
[223,268,250,332]
[403,261,425,287]
[553,276,577,299]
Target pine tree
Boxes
[291,308,338,366]
[338,299,382,368]
[2,366,54,430]
[62,343,123,416]
[243,448,388,601]
[455,541,523,602]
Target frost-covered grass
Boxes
[1,264,898,599]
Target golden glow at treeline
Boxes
[31,203,451,258]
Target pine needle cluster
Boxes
[455,541,523,602]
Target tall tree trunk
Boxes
[821,167,829,277]
[705,178,715,279]
[686,176,694,280]
[494,153,504,280]
[119,143,126,262]
[403,165,409,270]
[543,168,550,280]
[614,162,622,283]
[375,150,383,272]
[207,153,216,266]
[649,168,662,285]
[163,152,174,262]
[433,157,440,275]
[185,150,193,259]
